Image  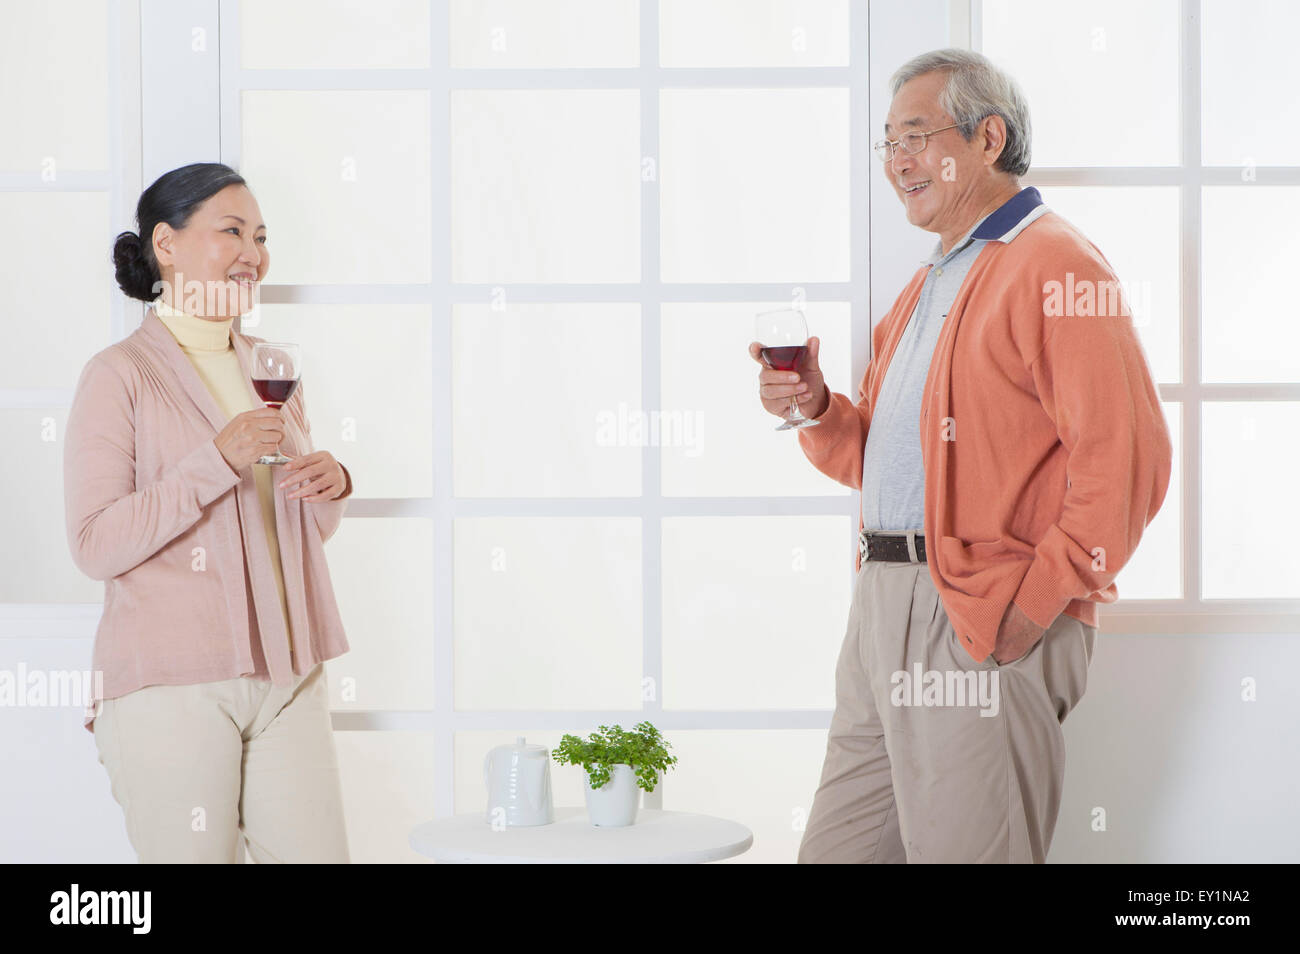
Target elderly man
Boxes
[750,49,1172,863]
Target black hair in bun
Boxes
[111,230,158,302]
[112,162,247,302]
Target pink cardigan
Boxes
[64,306,352,732]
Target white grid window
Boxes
[0,0,139,613]
[219,0,865,863]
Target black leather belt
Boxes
[859,530,927,564]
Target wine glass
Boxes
[250,342,300,465]
[755,308,820,431]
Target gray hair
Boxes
[889,48,1032,176]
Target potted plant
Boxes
[552,721,678,827]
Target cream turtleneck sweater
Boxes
[153,296,295,663]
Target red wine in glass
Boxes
[755,309,819,431]
[253,377,300,407]
[759,345,808,372]
[250,341,300,464]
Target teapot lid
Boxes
[508,735,548,757]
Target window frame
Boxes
[217,0,872,820]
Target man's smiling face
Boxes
[883,69,993,239]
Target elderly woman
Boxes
[65,162,354,863]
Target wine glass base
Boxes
[777,416,820,431]
[256,452,293,465]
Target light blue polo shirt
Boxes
[861,186,1050,531]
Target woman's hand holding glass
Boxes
[214,408,285,472]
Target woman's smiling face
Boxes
[151,183,269,319]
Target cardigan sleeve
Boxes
[294,377,349,543]
[1011,263,1174,629]
[64,353,242,581]
[794,316,891,491]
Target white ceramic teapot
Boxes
[483,736,554,827]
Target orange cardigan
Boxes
[798,210,1172,663]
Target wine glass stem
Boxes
[268,402,283,458]
[788,395,803,420]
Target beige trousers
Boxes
[92,661,349,863]
[798,558,1095,863]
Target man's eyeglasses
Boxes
[873,123,960,162]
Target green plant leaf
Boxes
[550,721,677,791]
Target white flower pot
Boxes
[582,763,644,827]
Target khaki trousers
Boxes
[798,559,1095,863]
[92,661,349,863]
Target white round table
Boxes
[409,807,753,864]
